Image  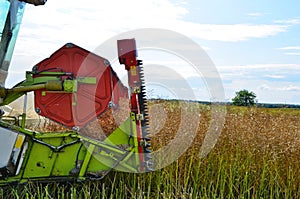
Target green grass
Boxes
[1,101,300,198]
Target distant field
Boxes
[1,100,300,198]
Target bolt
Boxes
[65,43,74,48]
[35,107,41,114]
[32,66,38,72]
[108,101,115,108]
[72,126,80,131]
[104,59,110,66]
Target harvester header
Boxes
[0,39,152,185]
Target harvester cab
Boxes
[0,0,151,185]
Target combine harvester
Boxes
[0,0,151,185]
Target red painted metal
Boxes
[33,43,128,128]
[117,39,146,172]
[117,39,140,87]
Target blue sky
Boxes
[7,0,300,104]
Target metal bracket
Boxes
[133,86,141,93]
[32,138,80,152]
[136,114,144,120]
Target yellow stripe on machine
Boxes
[130,65,137,76]
[15,134,25,148]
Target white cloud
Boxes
[278,46,300,50]
[218,63,300,104]
[285,52,300,56]
[264,74,285,79]
[201,46,211,51]
[218,63,300,71]
[9,0,290,76]
[274,18,300,25]
[258,82,300,92]
[277,46,300,56]
[225,79,300,104]
[278,85,300,92]
[173,23,287,42]
[246,13,265,17]
[258,84,270,91]
[19,0,291,49]
[257,83,300,104]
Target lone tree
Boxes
[232,89,257,106]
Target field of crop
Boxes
[1,100,300,198]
